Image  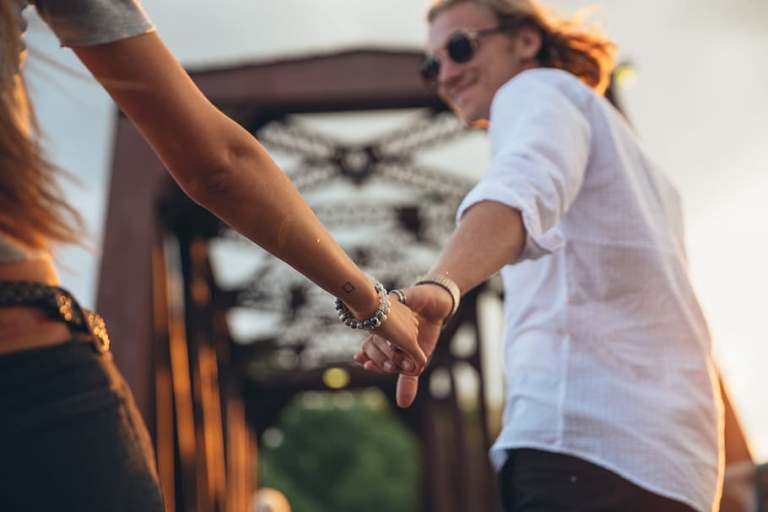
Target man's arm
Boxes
[360,73,590,384]
[427,200,526,295]
[357,199,526,406]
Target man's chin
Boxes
[468,118,490,129]
[446,99,489,127]
[456,109,489,129]
[448,105,474,124]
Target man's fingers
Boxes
[396,374,420,408]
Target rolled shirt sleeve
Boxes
[456,70,592,260]
[29,0,154,47]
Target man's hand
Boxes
[354,284,454,407]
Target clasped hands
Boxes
[353,284,453,408]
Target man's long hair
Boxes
[428,0,617,94]
[0,1,82,251]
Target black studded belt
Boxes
[0,281,110,353]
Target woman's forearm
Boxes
[185,125,380,315]
[70,30,429,367]
[72,33,379,315]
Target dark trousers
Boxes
[499,449,697,512]
[0,340,164,511]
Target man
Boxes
[355,1,722,511]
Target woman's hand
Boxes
[368,299,425,373]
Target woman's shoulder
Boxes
[26,0,154,48]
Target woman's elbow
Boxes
[179,159,236,205]
[175,141,262,206]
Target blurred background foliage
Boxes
[259,389,422,512]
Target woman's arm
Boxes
[72,32,425,367]
[72,32,366,308]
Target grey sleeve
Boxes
[29,0,155,47]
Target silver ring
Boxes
[390,288,407,305]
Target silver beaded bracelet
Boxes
[335,280,391,330]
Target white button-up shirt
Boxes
[456,68,723,512]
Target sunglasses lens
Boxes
[420,56,440,83]
[447,33,474,63]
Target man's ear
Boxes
[514,25,543,61]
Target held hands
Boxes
[369,298,426,372]
[354,284,454,408]
[341,280,425,373]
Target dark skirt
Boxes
[0,339,164,511]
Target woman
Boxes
[0,1,424,509]
[357,1,723,511]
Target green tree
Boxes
[260,390,421,512]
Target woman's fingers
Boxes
[355,337,420,377]
[375,337,419,376]
[363,360,389,375]
[375,301,426,370]
[354,350,397,375]
[361,335,398,373]
[388,345,419,376]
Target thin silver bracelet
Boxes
[335,280,391,330]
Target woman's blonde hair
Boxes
[0,1,82,250]
[428,0,617,94]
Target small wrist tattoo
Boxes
[342,282,355,294]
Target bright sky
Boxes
[23,0,768,459]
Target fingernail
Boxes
[383,362,393,372]
[402,360,414,372]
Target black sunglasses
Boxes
[420,26,509,84]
